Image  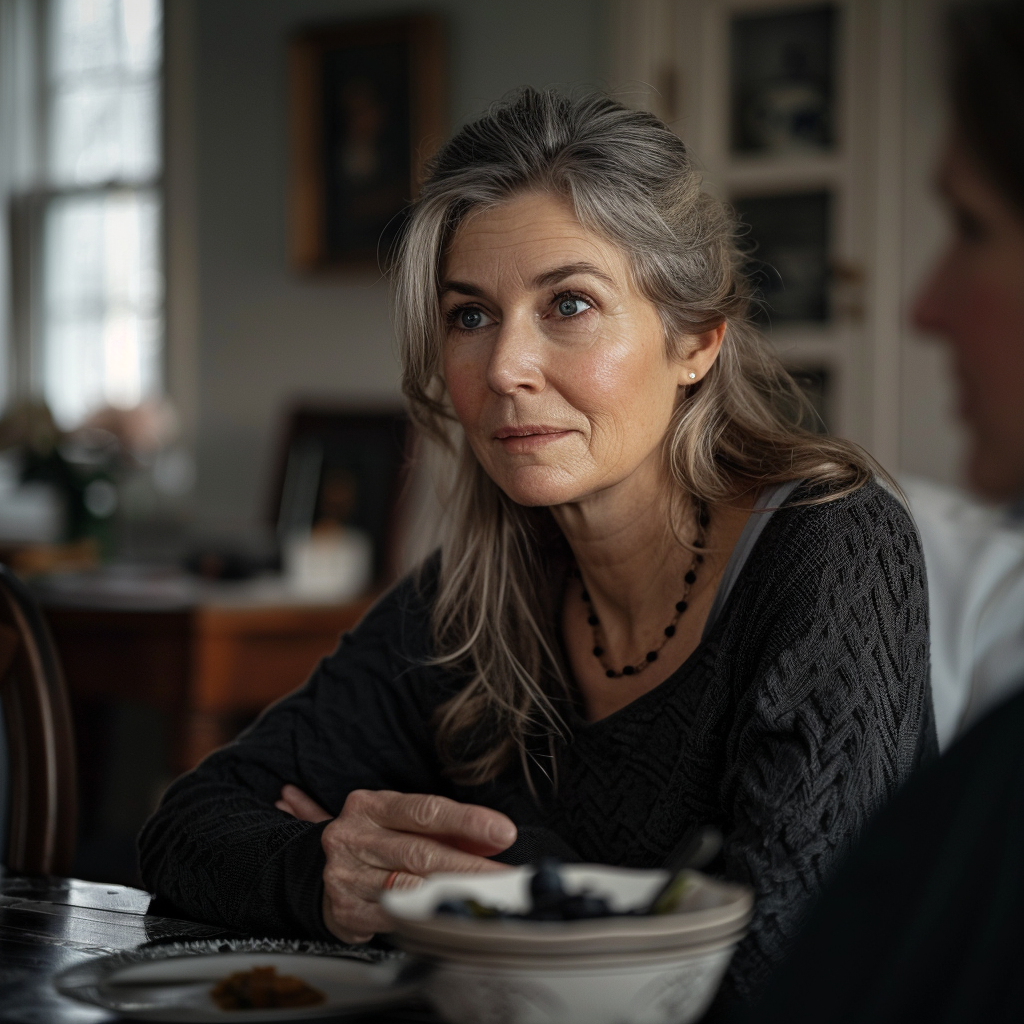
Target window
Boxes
[41,0,162,427]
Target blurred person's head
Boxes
[914,1,1024,502]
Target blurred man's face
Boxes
[914,139,1024,502]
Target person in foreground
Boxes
[743,4,1024,1021]
[139,90,935,1007]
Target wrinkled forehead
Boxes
[440,191,633,291]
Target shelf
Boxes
[763,326,852,362]
[721,152,846,196]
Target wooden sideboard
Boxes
[44,591,373,773]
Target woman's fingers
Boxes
[371,829,512,878]
[321,817,506,886]
[357,790,517,854]
[276,784,332,823]
[388,870,424,891]
[318,789,516,944]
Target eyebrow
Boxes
[439,262,615,298]
[533,262,615,288]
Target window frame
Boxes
[6,0,165,428]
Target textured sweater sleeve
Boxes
[137,568,445,938]
[715,485,936,1002]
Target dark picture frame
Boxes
[269,407,413,586]
[733,189,833,325]
[730,4,836,156]
[787,365,833,433]
[289,16,445,269]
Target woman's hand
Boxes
[276,785,517,943]
[275,784,331,823]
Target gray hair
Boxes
[392,88,879,785]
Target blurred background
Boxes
[0,0,960,885]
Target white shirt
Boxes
[903,476,1024,748]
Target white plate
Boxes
[55,940,424,1022]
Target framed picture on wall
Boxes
[289,16,445,270]
[730,4,836,156]
[733,190,832,325]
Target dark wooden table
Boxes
[0,871,434,1023]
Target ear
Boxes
[675,322,727,386]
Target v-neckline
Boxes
[561,479,804,731]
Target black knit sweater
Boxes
[139,481,936,1004]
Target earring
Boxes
[688,372,697,380]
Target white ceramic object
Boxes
[283,527,373,601]
[423,937,739,1024]
[382,864,753,1024]
[382,864,753,956]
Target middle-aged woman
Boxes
[139,90,936,1006]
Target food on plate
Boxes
[209,965,325,1010]
[433,859,695,922]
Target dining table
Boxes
[0,869,438,1023]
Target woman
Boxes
[743,3,1024,1021]
[139,90,935,1005]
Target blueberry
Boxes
[529,859,566,912]
[435,899,472,917]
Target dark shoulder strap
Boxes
[701,479,804,641]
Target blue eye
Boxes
[556,296,591,317]
[450,307,494,331]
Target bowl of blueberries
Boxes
[382,859,752,1024]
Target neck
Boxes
[550,464,696,641]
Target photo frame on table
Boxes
[289,16,445,269]
[270,407,413,585]
[730,4,837,156]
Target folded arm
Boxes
[139,570,514,938]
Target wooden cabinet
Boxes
[45,597,373,773]
[609,0,962,480]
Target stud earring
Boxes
[688,372,697,380]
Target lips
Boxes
[493,425,570,439]
[492,425,575,453]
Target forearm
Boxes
[139,757,332,938]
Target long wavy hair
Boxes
[392,89,882,786]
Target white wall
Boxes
[167,0,609,536]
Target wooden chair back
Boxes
[0,565,77,875]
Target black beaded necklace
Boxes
[576,502,710,680]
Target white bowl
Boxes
[382,865,752,1024]
[422,935,740,1024]
[382,864,752,956]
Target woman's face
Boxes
[439,192,721,509]
[913,139,1024,501]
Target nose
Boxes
[486,317,546,395]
